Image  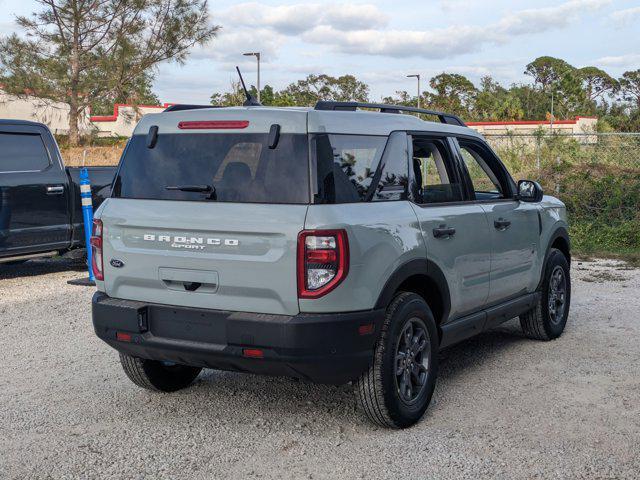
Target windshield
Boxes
[112,132,310,204]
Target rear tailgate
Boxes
[98,107,310,316]
[100,199,307,315]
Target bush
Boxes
[490,133,640,257]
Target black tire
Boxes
[520,248,571,340]
[119,353,202,392]
[355,292,439,429]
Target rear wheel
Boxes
[355,292,439,428]
[119,353,202,392]
[520,248,571,340]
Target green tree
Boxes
[620,69,640,107]
[509,84,550,120]
[90,72,160,115]
[524,56,575,91]
[381,90,415,106]
[474,76,524,121]
[277,74,369,106]
[210,80,245,106]
[426,73,477,117]
[0,0,218,145]
[524,56,588,119]
[578,66,619,103]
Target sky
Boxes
[0,0,639,105]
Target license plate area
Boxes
[149,305,227,343]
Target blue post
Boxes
[79,167,95,282]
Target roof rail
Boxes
[314,101,466,127]
[164,104,217,113]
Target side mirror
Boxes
[517,180,543,203]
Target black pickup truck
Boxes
[0,120,116,263]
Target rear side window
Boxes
[113,133,309,204]
[0,132,50,172]
[312,134,387,203]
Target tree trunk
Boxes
[69,12,81,147]
[68,98,80,146]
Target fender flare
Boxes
[374,258,451,323]
[537,226,571,290]
[546,226,570,263]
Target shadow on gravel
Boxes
[438,323,527,379]
[0,257,86,280]
[161,321,530,427]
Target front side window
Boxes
[457,140,509,200]
[411,137,463,204]
[312,134,387,203]
[0,132,50,172]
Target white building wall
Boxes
[90,104,171,137]
[0,90,92,134]
[467,117,598,135]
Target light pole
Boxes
[407,74,421,109]
[243,52,261,103]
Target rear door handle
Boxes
[494,218,511,230]
[46,185,65,195]
[433,225,456,238]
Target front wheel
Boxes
[119,354,202,392]
[355,292,439,428]
[520,248,571,340]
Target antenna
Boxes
[235,66,262,106]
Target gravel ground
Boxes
[1,257,639,479]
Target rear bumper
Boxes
[92,292,384,384]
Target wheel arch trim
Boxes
[374,258,451,324]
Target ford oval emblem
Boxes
[110,259,125,268]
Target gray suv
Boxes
[91,101,571,428]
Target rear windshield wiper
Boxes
[166,184,217,200]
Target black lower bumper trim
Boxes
[92,292,384,384]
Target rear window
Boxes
[113,133,309,204]
[312,134,387,203]
[0,132,50,172]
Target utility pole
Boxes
[407,74,421,109]
[243,52,261,103]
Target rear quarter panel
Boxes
[300,202,424,313]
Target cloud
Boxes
[302,24,496,59]
[300,0,609,59]
[218,3,389,35]
[594,53,640,68]
[302,0,609,59]
[190,28,286,62]
[217,0,609,61]
[496,0,610,35]
[610,6,640,26]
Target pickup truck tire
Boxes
[355,292,438,429]
[520,248,571,341]
[119,353,202,392]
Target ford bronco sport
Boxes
[91,101,571,428]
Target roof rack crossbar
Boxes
[313,101,466,126]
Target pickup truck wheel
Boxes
[355,292,438,429]
[520,248,571,340]
[119,353,202,392]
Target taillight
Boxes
[297,229,349,299]
[177,120,249,130]
[90,219,104,281]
